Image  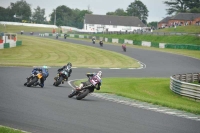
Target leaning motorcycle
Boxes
[24,70,43,87]
[68,76,100,100]
[54,69,69,86]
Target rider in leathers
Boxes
[53,62,72,85]
[24,66,49,88]
[68,71,102,98]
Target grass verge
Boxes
[0,35,140,68]
[0,125,27,133]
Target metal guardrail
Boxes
[170,73,200,100]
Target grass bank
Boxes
[0,35,139,68]
[75,78,200,115]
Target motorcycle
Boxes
[92,39,95,44]
[24,69,43,87]
[68,76,100,100]
[54,68,70,86]
[99,40,103,47]
[64,34,67,39]
[122,44,126,52]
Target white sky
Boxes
[0,0,168,22]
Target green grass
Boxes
[75,78,200,115]
[0,35,140,68]
[0,126,26,133]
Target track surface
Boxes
[0,34,200,133]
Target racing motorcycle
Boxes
[99,40,103,47]
[122,44,126,52]
[64,34,67,39]
[68,76,100,100]
[92,39,95,44]
[24,69,43,87]
[54,68,70,86]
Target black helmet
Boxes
[67,62,72,67]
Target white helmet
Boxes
[97,71,102,78]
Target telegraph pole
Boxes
[54,9,56,25]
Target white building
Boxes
[84,14,146,32]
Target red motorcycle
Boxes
[122,44,126,52]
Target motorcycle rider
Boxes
[56,33,58,39]
[53,62,72,85]
[99,39,103,45]
[92,36,95,43]
[68,71,102,98]
[24,66,49,88]
[64,33,67,39]
[122,43,126,51]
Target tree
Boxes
[32,6,46,23]
[0,7,7,21]
[148,21,158,29]
[49,5,73,26]
[49,5,93,28]
[9,0,31,21]
[106,8,127,16]
[126,0,149,24]
[164,0,200,15]
[73,9,92,28]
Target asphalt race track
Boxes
[0,34,200,133]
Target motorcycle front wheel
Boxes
[27,77,38,87]
[54,76,63,86]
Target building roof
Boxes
[170,13,200,20]
[159,16,172,23]
[84,14,146,27]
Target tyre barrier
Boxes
[170,73,200,100]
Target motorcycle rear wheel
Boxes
[76,89,90,100]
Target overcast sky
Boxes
[1,0,168,22]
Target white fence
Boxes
[170,73,200,100]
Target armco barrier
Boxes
[170,73,200,100]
